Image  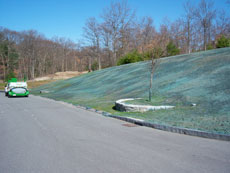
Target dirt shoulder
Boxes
[33,71,88,81]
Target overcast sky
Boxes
[0,0,229,42]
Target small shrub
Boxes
[216,35,230,48]
[207,44,214,50]
[117,50,143,65]
[166,41,180,56]
[92,61,98,71]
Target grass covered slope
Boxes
[31,48,230,134]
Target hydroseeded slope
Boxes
[31,48,230,134]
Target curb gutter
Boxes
[33,95,230,141]
[77,105,230,141]
[104,114,230,141]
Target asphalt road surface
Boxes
[0,93,230,173]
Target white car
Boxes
[5,82,29,97]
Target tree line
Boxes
[0,29,88,81]
[0,0,230,81]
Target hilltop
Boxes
[31,48,230,134]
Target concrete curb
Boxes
[83,106,230,141]
[32,95,230,141]
[104,114,230,141]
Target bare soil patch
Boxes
[33,71,88,81]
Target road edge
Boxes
[32,95,230,141]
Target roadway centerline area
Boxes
[0,93,229,173]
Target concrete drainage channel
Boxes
[35,95,230,141]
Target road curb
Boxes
[94,111,230,141]
[87,108,230,141]
[107,114,230,141]
[32,95,230,141]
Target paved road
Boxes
[0,93,230,173]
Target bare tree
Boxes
[170,19,184,53]
[215,10,230,38]
[183,0,195,53]
[194,0,216,50]
[137,16,156,53]
[100,23,113,66]
[83,17,102,70]
[149,48,161,101]
[79,46,95,72]
[101,0,135,65]
[157,18,171,56]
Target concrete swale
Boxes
[115,98,175,112]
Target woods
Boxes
[0,0,230,81]
[0,29,88,81]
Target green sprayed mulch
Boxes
[31,48,230,134]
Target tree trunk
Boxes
[187,20,191,54]
[149,71,153,102]
[98,55,101,70]
[112,36,117,66]
[204,24,207,51]
[97,39,101,70]
[0,54,6,81]
[88,56,92,72]
[149,58,156,102]
[31,49,35,79]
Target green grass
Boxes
[31,48,230,134]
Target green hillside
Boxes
[31,48,230,134]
